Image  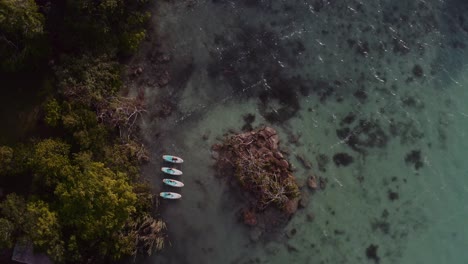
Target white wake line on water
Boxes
[369,67,386,83]
[441,67,463,87]
[279,29,311,40]
[333,177,344,187]
[173,78,266,125]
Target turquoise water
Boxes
[127,0,468,263]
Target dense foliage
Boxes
[0,0,47,71]
[0,0,165,263]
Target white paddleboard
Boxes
[162,155,184,164]
[161,167,183,175]
[163,179,184,187]
[160,192,182,199]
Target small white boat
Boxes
[163,179,184,187]
[161,167,183,175]
[160,192,182,199]
[163,155,184,164]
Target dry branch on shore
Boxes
[97,94,146,140]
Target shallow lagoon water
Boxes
[127,0,468,263]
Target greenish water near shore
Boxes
[129,0,468,263]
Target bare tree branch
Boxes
[97,95,147,140]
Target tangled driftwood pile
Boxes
[212,127,301,225]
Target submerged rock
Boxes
[284,197,299,215]
[298,191,310,208]
[319,177,327,190]
[333,152,354,167]
[306,213,315,222]
[307,175,318,190]
[286,228,297,238]
[243,209,258,226]
[296,154,312,169]
[366,244,380,263]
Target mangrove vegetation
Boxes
[0,0,165,262]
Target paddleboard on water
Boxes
[161,167,183,175]
[159,192,182,199]
[162,155,184,164]
[163,179,184,187]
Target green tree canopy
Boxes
[43,98,61,127]
[0,146,13,175]
[48,0,149,54]
[55,55,121,106]
[0,0,47,71]
[30,138,73,188]
[0,217,14,248]
[0,193,27,226]
[0,0,163,260]
[3,140,141,261]
[55,153,137,258]
[0,194,64,261]
[0,194,31,249]
[56,158,136,240]
[26,200,64,262]
[60,104,109,152]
